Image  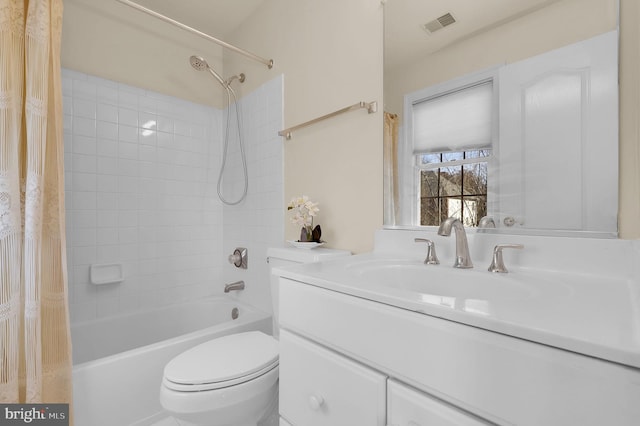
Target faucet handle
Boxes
[414,238,440,265]
[488,244,524,273]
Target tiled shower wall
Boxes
[63,69,283,324]
[222,76,284,314]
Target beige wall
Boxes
[385,0,617,119]
[226,0,384,254]
[619,0,640,239]
[61,0,227,108]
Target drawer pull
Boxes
[308,394,325,410]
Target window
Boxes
[403,69,497,227]
[418,149,489,226]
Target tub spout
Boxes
[224,280,245,293]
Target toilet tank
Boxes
[266,247,351,339]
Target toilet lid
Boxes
[163,331,278,387]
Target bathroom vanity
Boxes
[275,230,640,426]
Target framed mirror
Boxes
[383,0,619,237]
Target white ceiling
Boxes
[130,0,562,70]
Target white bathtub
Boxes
[71,297,272,426]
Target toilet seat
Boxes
[163,331,278,392]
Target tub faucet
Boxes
[224,280,245,293]
[437,217,473,269]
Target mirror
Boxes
[383,0,619,236]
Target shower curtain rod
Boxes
[115,0,274,69]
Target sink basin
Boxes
[346,259,535,302]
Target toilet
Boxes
[160,246,350,426]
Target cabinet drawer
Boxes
[279,329,387,426]
[388,380,491,426]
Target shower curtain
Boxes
[383,112,399,225]
[0,0,73,411]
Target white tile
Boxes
[118,142,138,160]
[97,121,118,140]
[119,227,138,244]
[157,116,174,133]
[118,108,138,127]
[119,125,138,143]
[73,98,96,119]
[118,158,139,177]
[139,144,156,162]
[64,115,72,133]
[138,162,157,178]
[73,191,96,210]
[73,117,96,137]
[118,193,138,210]
[97,85,118,105]
[97,139,118,157]
[97,228,118,245]
[118,210,138,227]
[73,228,96,246]
[96,244,119,262]
[118,90,138,109]
[97,297,120,318]
[74,246,96,265]
[97,156,118,175]
[96,192,118,210]
[73,79,96,100]
[139,96,157,114]
[174,120,190,136]
[97,103,118,123]
[118,175,139,193]
[62,77,73,96]
[73,172,96,192]
[97,175,117,193]
[97,210,118,228]
[73,136,96,155]
[157,132,173,148]
[69,302,97,323]
[72,210,96,228]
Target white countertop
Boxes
[275,251,640,369]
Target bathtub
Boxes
[71,297,272,426]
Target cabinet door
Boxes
[498,30,617,232]
[387,380,492,426]
[279,329,386,426]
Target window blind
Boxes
[412,81,493,154]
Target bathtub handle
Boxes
[228,247,248,269]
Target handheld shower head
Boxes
[189,55,208,71]
[189,55,227,88]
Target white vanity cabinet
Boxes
[279,329,386,425]
[278,276,640,426]
[387,380,490,426]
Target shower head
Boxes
[189,55,227,88]
[189,55,208,71]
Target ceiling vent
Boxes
[422,12,457,34]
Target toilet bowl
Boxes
[160,331,279,426]
[160,247,351,426]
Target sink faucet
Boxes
[437,217,473,269]
[224,280,245,293]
